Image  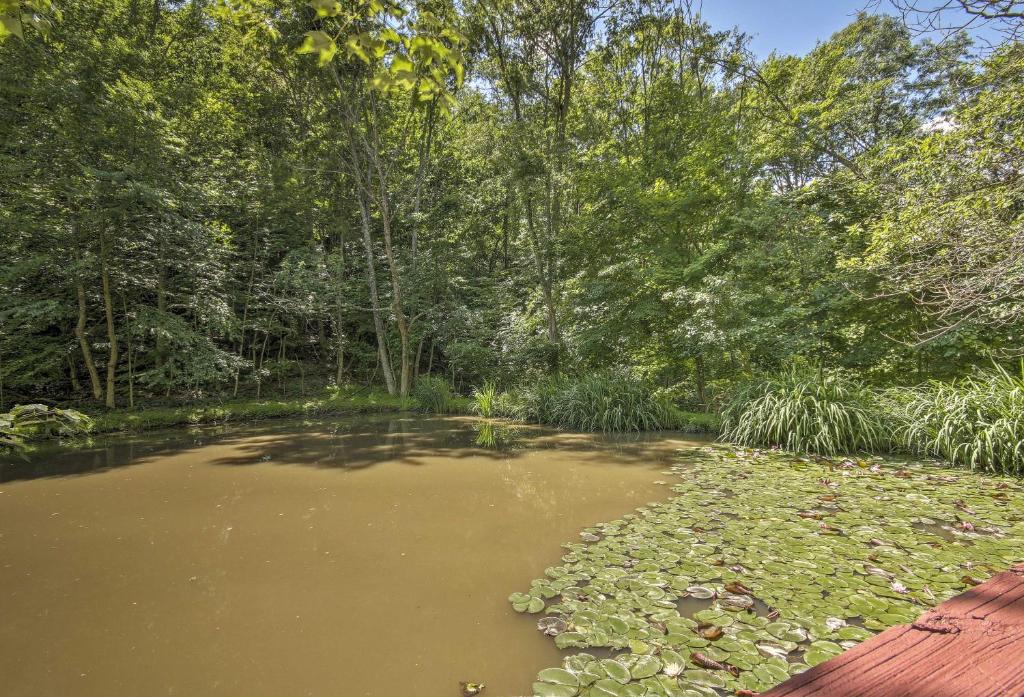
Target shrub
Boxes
[885,365,1024,476]
[722,368,888,455]
[668,408,722,434]
[471,381,498,417]
[412,375,456,414]
[491,373,674,433]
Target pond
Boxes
[0,415,705,697]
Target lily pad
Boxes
[510,445,1024,697]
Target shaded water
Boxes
[0,415,704,697]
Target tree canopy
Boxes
[1,0,1021,410]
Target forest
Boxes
[1,0,1023,467]
[2,3,1024,696]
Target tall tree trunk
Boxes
[523,188,560,343]
[233,235,260,397]
[68,355,82,395]
[334,229,346,386]
[357,194,397,395]
[695,354,707,409]
[410,101,436,270]
[74,281,103,401]
[414,333,426,382]
[155,266,167,369]
[122,295,134,409]
[375,184,411,397]
[100,239,118,409]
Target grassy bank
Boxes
[722,366,1023,476]
[477,373,721,434]
[86,387,471,435]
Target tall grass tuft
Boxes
[884,365,1024,476]
[722,368,888,455]
[492,373,674,433]
[412,375,456,414]
[471,381,498,417]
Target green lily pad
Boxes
[600,659,631,684]
[537,668,580,687]
[533,682,578,697]
[511,445,1024,697]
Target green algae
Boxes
[515,446,1024,696]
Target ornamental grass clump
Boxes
[486,373,674,432]
[547,373,674,432]
[412,375,455,414]
[722,368,888,455]
[470,380,498,417]
[885,365,1024,476]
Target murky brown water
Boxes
[0,415,704,697]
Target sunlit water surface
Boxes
[0,415,707,697]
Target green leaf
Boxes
[537,668,579,687]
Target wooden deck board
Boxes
[761,563,1024,697]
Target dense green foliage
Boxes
[487,373,675,432]
[411,375,457,415]
[722,369,889,455]
[1,1,1021,456]
[887,366,1024,475]
[723,366,1024,474]
[470,380,498,417]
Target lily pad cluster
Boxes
[512,447,1024,696]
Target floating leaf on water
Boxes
[686,586,716,600]
[689,652,739,677]
[600,659,631,684]
[510,446,1024,697]
[697,624,724,640]
[460,681,486,696]
[554,631,587,649]
[590,679,630,697]
[531,682,576,697]
[825,617,846,632]
[724,581,754,596]
[536,668,579,687]
[628,654,662,679]
[719,594,755,611]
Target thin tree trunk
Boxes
[122,295,134,409]
[334,229,346,386]
[74,281,103,401]
[695,354,707,409]
[100,242,118,409]
[357,194,397,395]
[256,331,271,399]
[414,333,426,382]
[410,101,436,269]
[523,189,560,343]
[233,238,259,397]
[155,265,167,369]
[68,355,81,395]
[375,185,411,396]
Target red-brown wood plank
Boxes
[761,563,1024,697]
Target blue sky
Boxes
[695,0,1002,57]
[698,0,868,57]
